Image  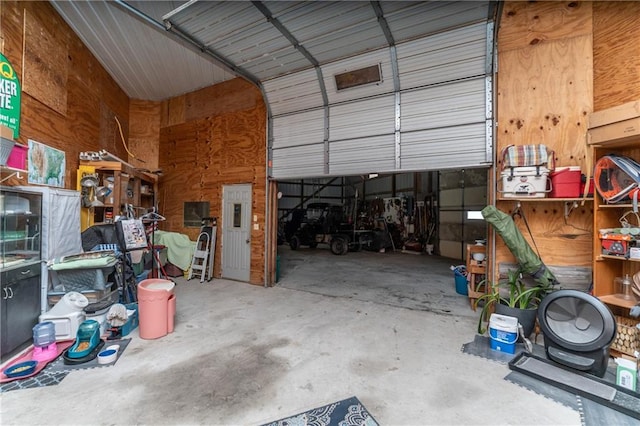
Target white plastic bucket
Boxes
[489,313,518,354]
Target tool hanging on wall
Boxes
[188,217,217,283]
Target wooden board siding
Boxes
[159,79,267,285]
[22,8,69,116]
[498,1,592,53]
[495,1,594,278]
[1,1,130,188]
[129,100,161,170]
[592,1,640,110]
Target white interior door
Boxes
[222,184,252,282]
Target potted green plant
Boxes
[476,267,552,337]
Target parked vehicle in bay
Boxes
[288,202,389,255]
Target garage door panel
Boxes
[267,20,492,178]
[329,135,395,175]
[321,48,394,105]
[397,22,487,90]
[272,109,325,148]
[401,78,485,131]
[330,95,395,140]
[263,69,324,116]
[272,144,325,179]
[400,123,487,170]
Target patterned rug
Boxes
[262,396,378,426]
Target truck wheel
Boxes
[330,237,349,255]
[290,236,300,250]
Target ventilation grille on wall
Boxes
[334,64,382,91]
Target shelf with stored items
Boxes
[78,160,158,227]
[588,100,640,312]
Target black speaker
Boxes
[538,290,616,377]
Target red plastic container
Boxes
[6,144,28,170]
[549,166,581,198]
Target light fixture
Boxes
[467,211,484,220]
[368,173,379,179]
[81,174,106,208]
[95,186,111,198]
[80,174,99,188]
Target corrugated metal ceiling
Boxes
[50,1,492,101]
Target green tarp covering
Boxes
[481,205,558,286]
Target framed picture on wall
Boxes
[27,139,66,187]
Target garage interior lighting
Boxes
[467,210,484,220]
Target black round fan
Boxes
[538,290,616,377]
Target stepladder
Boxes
[188,217,217,282]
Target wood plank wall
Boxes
[156,79,267,285]
[495,1,594,278]
[0,1,130,188]
[494,1,640,282]
[129,100,161,170]
[592,1,640,109]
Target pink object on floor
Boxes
[1,340,73,383]
[32,342,58,362]
[137,279,175,339]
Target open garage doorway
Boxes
[274,169,488,318]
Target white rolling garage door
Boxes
[266,21,492,179]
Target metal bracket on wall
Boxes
[0,168,23,183]
[564,201,579,219]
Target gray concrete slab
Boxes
[278,247,477,318]
[0,272,581,425]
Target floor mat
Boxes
[47,338,131,372]
[261,396,379,426]
[460,334,546,364]
[1,338,131,393]
[462,334,639,426]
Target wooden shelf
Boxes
[598,203,637,209]
[598,294,639,309]
[590,103,640,325]
[497,197,593,202]
[597,255,640,263]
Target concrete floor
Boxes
[0,248,582,425]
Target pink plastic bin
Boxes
[137,279,175,339]
[6,144,28,170]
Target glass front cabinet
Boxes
[1,187,42,359]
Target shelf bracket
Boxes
[564,201,579,219]
[0,171,22,183]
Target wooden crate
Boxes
[611,316,640,356]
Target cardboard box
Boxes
[588,100,640,145]
[589,100,640,129]
[616,357,638,391]
[0,124,14,140]
[588,116,640,145]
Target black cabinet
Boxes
[1,264,41,358]
[1,187,42,360]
